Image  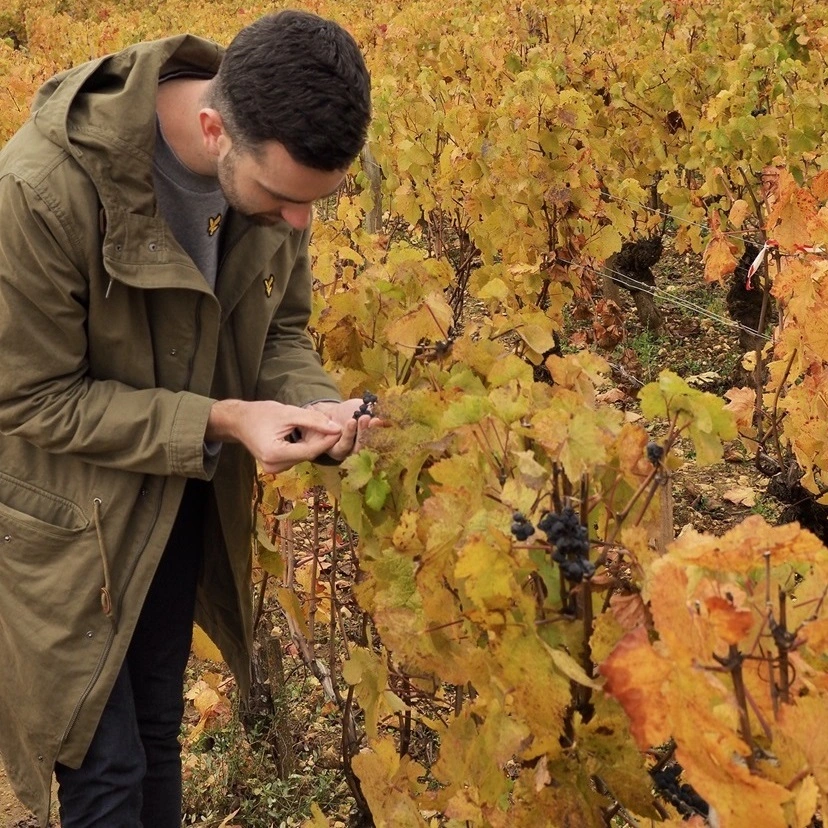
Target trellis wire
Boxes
[555,255,772,342]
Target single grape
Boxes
[646,442,664,464]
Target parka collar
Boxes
[32,36,235,293]
[28,34,299,301]
[33,35,222,216]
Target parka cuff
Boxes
[170,392,217,478]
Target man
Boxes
[0,10,372,827]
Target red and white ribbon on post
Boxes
[745,238,778,290]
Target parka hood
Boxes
[31,35,223,217]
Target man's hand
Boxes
[307,399,379,461]
[206,399,342,473]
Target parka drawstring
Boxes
[92,497,117,631]
[99,208,113,300]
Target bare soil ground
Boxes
[0,764,42,827]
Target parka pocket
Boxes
[0,471,88,539]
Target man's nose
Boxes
[281,203,312,230]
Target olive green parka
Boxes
[0,35,341,824]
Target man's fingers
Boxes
[353,413,387,452]
[290,408,343,435]
[261,429,341,472]
[324,417,360,461]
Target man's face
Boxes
[217,139,346,230]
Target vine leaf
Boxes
[639,370,737,465]
[342,647,407,739]
[765,169,820,252]
[728,198,751,228]
[431,704,528,821]
[350,736,429,827]
[702,234,738,283]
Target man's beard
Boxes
[216,149,280,227]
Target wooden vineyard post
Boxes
[657,474,674,554]
[360,144,383,234]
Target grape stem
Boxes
[712,645,757,770]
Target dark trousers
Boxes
[55,481,206,828]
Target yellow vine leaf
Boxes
[791,775,820,828]
[582,224,623,261]
[301,803,331,828]
[728,198,751,228]
[351,737,430,828]
[531,389,622,480]
[801,617,828,657]
[455,533,520,614]
[677,747,792,828]
[589,608,628,666]
[546,351,609,401]
[574,695,662,819]
[703,233,738,283]
[191,624,224,663]
[341,647,407,739]
[509,757,607,828]
[778,695,828,798]
[765,170,820,252]
[431,703,528,822]
[811,170,828,201]
[639,370,737,465]
[487,353,534,388]
[667,514,827,572]
[275,587,311,641]
[384,293,454,354]
[544,645,602,689]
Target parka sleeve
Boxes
[254,227,342,408]
[0,174,215,478]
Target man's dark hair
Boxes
[210,10,371,171]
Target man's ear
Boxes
[199,108,230,158]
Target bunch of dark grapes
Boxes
[510,512,535,541]
[650,763,709,818]
[353,391,378,420]
[538,507,594,583]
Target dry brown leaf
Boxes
[724,386,757,433]
[722,486,757,507]
[723,446,744,463]
[597,387,628,403]
[609,591,649,630]
[534,758,552,792]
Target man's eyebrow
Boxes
[258,181,343,204]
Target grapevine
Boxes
[4,2,828,827]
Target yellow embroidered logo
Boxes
[207,214,222,237]
[264,274,275,298]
